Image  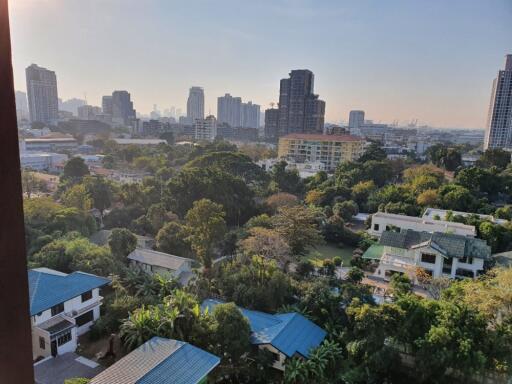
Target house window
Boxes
[57,332,72,346]
[76,310,94,327]
[373,223,379,231]
[442,258,453,274]
[459,256,473,264]
[81,290,93,302]
[39,337,45,350]
[51,303,64,316]
[421,253,436,264]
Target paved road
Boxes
[34,353,104,384]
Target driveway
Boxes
[34,353,104,384]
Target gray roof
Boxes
[379,229,491,260]
[128,248,193,271]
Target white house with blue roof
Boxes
[29,268,110,361]
[89,337,220,384]
[202,299,326,371]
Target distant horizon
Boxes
[9,0,512,129]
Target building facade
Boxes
[29,268,109,360]
[278,133,364,171]
[348,110,365,136]
[241,101,260,129]
[277,70,326,136]
[187,86,205,122]
[484,54,512,150]
[264,108,279,141]
[26,64,59,124]
[111,90,136,125]
[101,95,113,115]
[194,115,217,141]
[364,230,490,281]
[369,212,476,238]
[217,93,242,127]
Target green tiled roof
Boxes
[362,244,385,260]
[379,229,491,260]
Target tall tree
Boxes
[63,157,90,180]
[185,199,227,268]
[108,228,137,262]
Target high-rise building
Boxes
[348,110,365,136]
[241,101,260,129]
[25,64,59,124]
[102,96,113,115]
[194,115,217,141]
[77,105,102,120]
[217,93,242,127]
[15,91,29,121]
[111,90,136,125]
[277,69,325,136]
[484,55,512,150]
[187,87,204,122]
[264,108,279,141]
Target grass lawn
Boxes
[305,242,355,267]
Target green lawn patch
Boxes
[305,243,355,267]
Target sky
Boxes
[9,0,512,128]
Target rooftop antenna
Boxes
[83,92,87,104]
[269,102,276,109]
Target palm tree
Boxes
[120,306,163,351]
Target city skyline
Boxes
[9,0,512,128]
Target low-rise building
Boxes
[29,268,110,361]
[90,337,220,384]
[127,248,194,285]
[277,133,364,172]
[20,152,67,172]
[363,229,491,281]
[23,137,78,152]
[113,138,167,146]
[202,299,326,371]
[422,207,509,225]
[369,212,476,238]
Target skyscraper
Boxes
[277,69,325,136]
[25,64,59,124]
[102,96,113,115]
[111,91,136,125]
[241,101,260,129]
[348,110,365,136]
[484,55,512,150]
[264,108,279,141]
[15,91,28,121]
[187,87,204,122]
[217,93,241,127]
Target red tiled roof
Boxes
[281,133,363,142]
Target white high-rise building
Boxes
[25,64,59,124]
[187,87,204,122]
[348,110,365,136]
[241,101,260,129]
[194,115,217,141]
[484,55,512,150]
[217,93,242,127]
[15,91,29,121]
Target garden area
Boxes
[305,242,355,267]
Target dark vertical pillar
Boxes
[0,0,35,383]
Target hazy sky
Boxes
[9,0,512,128]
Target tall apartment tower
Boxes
[102,95,113,115]
[277,69,325,136]
[484,55,512,150]
[195,115,217,141]
[217,93,241,127]
[187,87,205,122]
[348,110,365,136]
[15,91,29,121]
[264,108,279,141]
[25,64,59,124]
[111,91,136,125]
[241,101,260,129]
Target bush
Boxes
[333,256,342,267]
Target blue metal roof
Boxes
[29,269,110,316]
[137,339,221,384]
[90,337,220,384]
[201,299,326,358]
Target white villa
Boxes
[363,229,491,282]
[422,207,509,226]
[29,268,110,361]
[127,248,194,285]
[369,212,476,238]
